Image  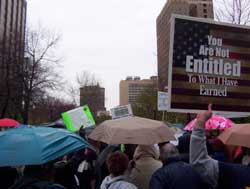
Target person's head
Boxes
[177,133,191,154]
[124,144,137,160]
[0,167,18,188]
[24,162,55,181]
[133,145,160,160]
[78,128,86,139]
[247,148,250,156]
[106,152,129,177]
[160,143,179,165]
[209,138,224,152]
[54,161,75,188]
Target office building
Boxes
[119,76,158,105]
[0,0,27,117]
[157,0,213,90]
[80,85,106,116]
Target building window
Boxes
[204,9,207,13]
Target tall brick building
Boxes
[0,0,27,117]
[80,85,106,116]
[157,0,213,91]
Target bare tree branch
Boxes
[66,71,102,107]
[20,25,63,123]
[215,0,250,25]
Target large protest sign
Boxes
[168,14,250,113]
[62,105,95,132]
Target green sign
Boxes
[62,105,95,132]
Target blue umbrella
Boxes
[0,127,92,166]
[16,124,29,128]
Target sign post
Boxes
[168,14,250,114]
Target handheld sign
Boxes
[62,105,95,132]
[168,14,250,113]
[111,104,133,120]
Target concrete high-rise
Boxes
[119,76,158,105]
[0,0,27,117]
[157,0,213,91]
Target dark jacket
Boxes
[217,162,250,189]
[9,176,65,189]
[149,156,208,189]
[190,127,250,189]
[0,166,18,188]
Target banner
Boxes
[62,105,95,132]
[168,14,250,113]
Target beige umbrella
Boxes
[88,116,176,145]
[218,124,250,148]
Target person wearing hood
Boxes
[100,152,137,189]
[129,145,162,189]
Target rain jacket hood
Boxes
[133,145,160,160]
[130,145,162,189]
[100,175,137,189]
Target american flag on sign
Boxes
[169,16,250,113]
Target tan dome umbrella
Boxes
[218,124,250,148]
[88,116,176,145]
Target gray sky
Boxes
[28,0,166,109]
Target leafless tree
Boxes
[67,71,101,105]
[76,70,101,87]
[0,33,24,119]
[21,25,62,123]
[66,71,105,117]
[31,95,76,123]
[67,84,79,106]
[215,0,250,25]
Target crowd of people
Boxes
[1,105,250,189]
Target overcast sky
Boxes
[28,0,166,109]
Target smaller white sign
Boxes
[158,91,168,111]
[111,104,133,119]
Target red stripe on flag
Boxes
[223,38,250,48]
[229,52,250,60]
